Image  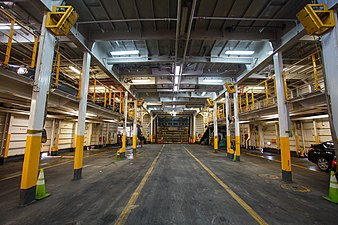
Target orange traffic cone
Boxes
[35,168,50,200]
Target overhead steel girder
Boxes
[87,30,276,42]
[106,56,253,64]
[236,23,307,84]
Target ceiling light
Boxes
[131,79,151,84]
[69,66,81,75]
[173,97,176,101]
[115,97,121,102]
[203,79,223,83]
[220,98,226,101]
[0,23,21,30]
[174,85,178,92]
[201,92,206,96]
[175,65,181,75]
[110,50,139,56]
[267,51,273,55]
[173,105,176,108]
[225,50,255,55]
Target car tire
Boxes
[317,157,330,172]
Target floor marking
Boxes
[114,144,165,225]
[184,147,269,225]
[0,150,109,182]
[245,152,321,172]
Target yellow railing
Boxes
[0,8,38,68]
[239,50,323,114]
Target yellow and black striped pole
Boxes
[73,51,91,180]
[273,51,292,182]
[20,13,56,205]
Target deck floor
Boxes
[0,144,337,225]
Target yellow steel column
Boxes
[273,51,292,182]
[245,92,249,112]
[93,79,97,102]
[118,92,128,158]
[132,100,138,153]
[55,52,61,87]
[112,92,116,111]
[265,80,269,106]
[30,36,39,69]
[119,91,122,113]
[108,89,112,107]
[233,85,240,161]
[193,114,196,143]
[104,87,107,108]
[74,51,91,180]
[213,99,218,153]
[20,13,56,205]
[312,54,320,91]
[251,89,255,110]
[51,120,60,156]
[3,19,15,67]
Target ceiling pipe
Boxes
[178,0,197,90]
[193,16,297,23]
[174,0,182,67]
[77,18,177,24]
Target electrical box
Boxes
[46,6,79,36]
[206,98,214,108]
[225,82,236,94]
[297,4,335,36]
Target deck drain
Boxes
[281,183,311,193]
[257,174,279,180]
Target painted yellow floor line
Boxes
[245,152,320,172]
[184,147,269,225]
[114,144,165,225]
[0,150,109,182]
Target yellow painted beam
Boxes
[3,19,15,67]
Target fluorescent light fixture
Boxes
[69,66,81,75]
[110,50,139,56]
[0,23,21,30]
[220,98,226,102]
[174,76,179,84]
[267,51,273,55]
[131,79,151,84]
[173,105,176,108]
[86,112,97,117]
[175,65,181,75]
[203,79,223,83]
[115,97,121,102]
[225,50,255,55]
[201,92,206,96]
[173,97,176,101]
[173,85,178,91]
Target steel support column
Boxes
[273,52,292,182]
[193,114,196,143]
[233,87,240,161]
[150,115,154,143]
[73,51,91,180]
[213,100,218,153]
[226,92,233,158]
[321,8,338,160]
[119,91,128,157]
[20,13,56,205]
[132,100,137,153]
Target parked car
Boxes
[308,141,336,171]
[332,156,337,172]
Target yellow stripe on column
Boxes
[74,135,84,170]
[121,135,126,153]
[235,136,240,156]
[214,136,218,150]
[20,135,42,189]
[315,135,319,144]
[227,136,231,153]
[132,135,137,149]
[193,135,196,143]
[4,133,11,158]
[280,136,291,172]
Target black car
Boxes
[308,141,336,171]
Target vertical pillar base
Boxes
[282,170,292,182]
[73,168,82,180]
[51,151,58,156]
[116,151,126,160]
[19,186,36,206]
[0,157,4,165]
[227,153,234,160]
[235,155,240,162]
